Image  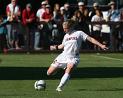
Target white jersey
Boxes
[62,31,88,57]
[52,31,88,67]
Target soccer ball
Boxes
[34,80,46,90]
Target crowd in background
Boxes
[0,0,123,52]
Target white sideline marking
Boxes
[92,55,123,62]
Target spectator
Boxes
[36,1,48,50]
[63,3,73,21]
[91,9,105,50]
[60,6,66,22]
[71,10,82,22]
[78,2,89,21]
[22,3,36,50]
[53,3,63,23]
[72,2,91,50]
[42,5,53,22]
[59,6,66,40]
[89,3,103,35]
[71,10,83,30]
[74,2,90,35]
[107,1,120,50]
[36,1,48,22]
[6,0,21,50]
[0,16,7,52]
[41,4,53,49]
[89,3,103,21]
[52,4,64,45]
[107,1,120,21]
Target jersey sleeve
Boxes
[80,31,88,41]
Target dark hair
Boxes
[54,3,60,11]
[63,19,77,31]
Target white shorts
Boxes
[51,55,80,69]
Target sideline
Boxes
[91,54,123,62]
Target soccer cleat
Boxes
[56,87,62,92]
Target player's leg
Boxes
[47,59,60,75]
[47,65,58,76]
[56,63,74,91]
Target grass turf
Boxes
[0,53,123,98]
[1,79,123,98]
[0,53,123,67]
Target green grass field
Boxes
[0,53,123,98]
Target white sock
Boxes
[58,73,70,88]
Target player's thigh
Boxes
[65,58,80,74]
[47,60,59,75]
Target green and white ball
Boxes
[34,80,46,90]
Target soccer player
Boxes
[47,20,108,92]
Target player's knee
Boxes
[47,70,51,76]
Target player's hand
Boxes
[100,45,108,50]
[50,45,57,51]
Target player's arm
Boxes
[50,44,64,51]
[57,44,64,49]
[86,36,108,50]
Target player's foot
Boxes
[56,87,62,92]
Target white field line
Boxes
[91,55,123,62]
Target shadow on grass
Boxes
[0,67,123,80]
[78,88,123,91]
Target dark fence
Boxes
[0,21,123,53]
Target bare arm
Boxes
[87,36,108,50]
[50,44,64,50]
[57,44,64,49]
